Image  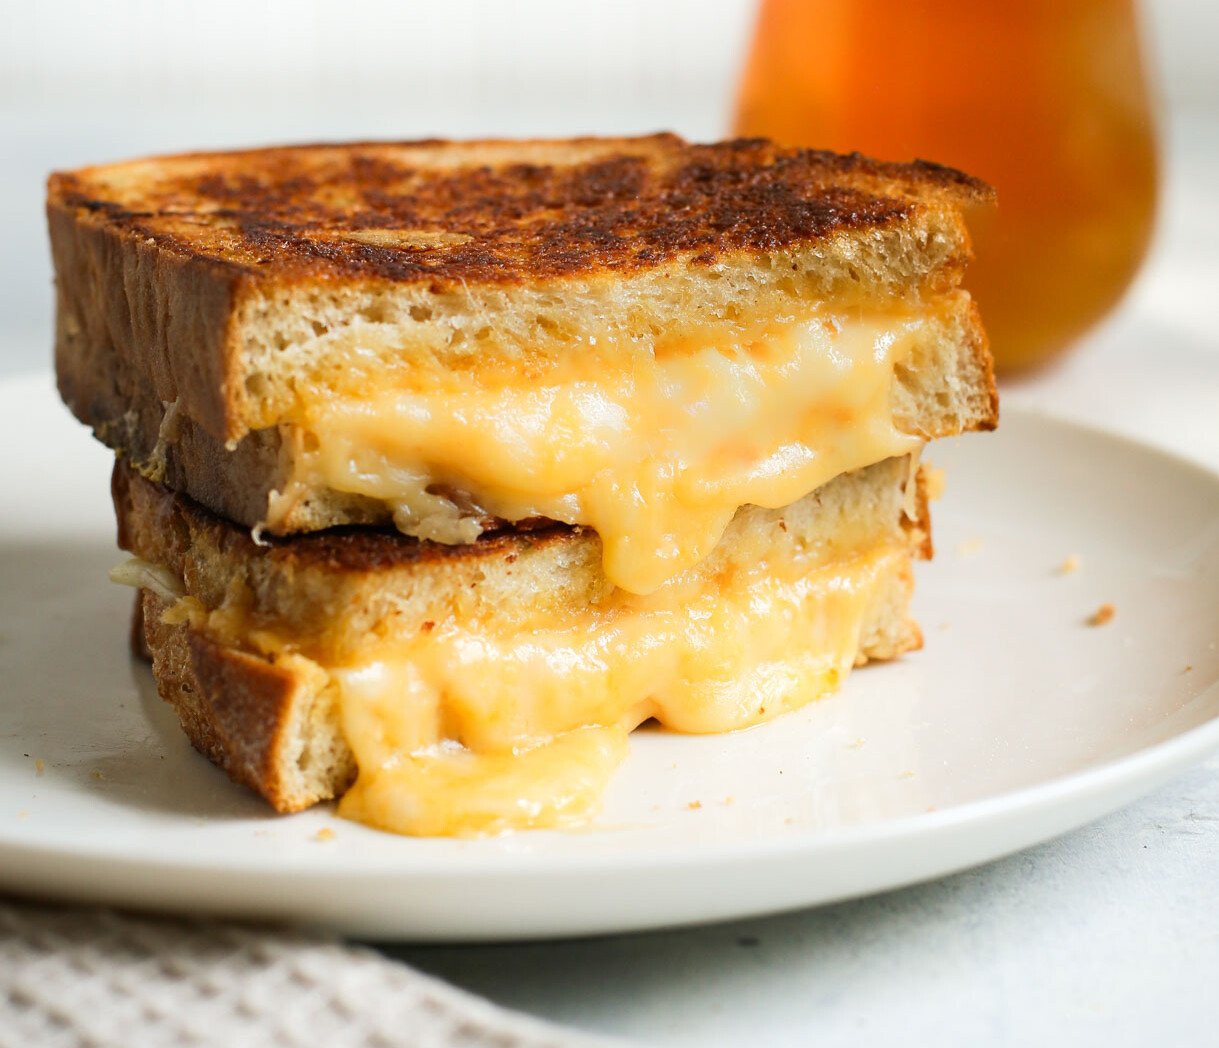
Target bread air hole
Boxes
[244,372,269,399]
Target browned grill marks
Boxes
[49,134,992,288]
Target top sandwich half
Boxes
[49,134,997,593]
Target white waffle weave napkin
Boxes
[0,900,615,1048]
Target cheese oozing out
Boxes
[272,305,930,594]
[331,542,906,837]
[120,467,919,837]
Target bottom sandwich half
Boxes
[112,455,933,838]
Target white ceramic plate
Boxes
[1,373,1217,941]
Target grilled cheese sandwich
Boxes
[115,453,930,833]
[51,134,997,835]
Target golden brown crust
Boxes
[49,135,992,288]
[129,593,152,661]
[140,590,356,812]
[906,465,934,562]
[141,589,300,809]
[49,201,239,442]
[51,134,995,443]
[112,453,576,575]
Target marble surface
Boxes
[382,113,1219,1045]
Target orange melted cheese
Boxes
[281,308,927,594]
[333,544,905,837]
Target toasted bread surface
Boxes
[139,591,355,812]
[50,135,990,288]
[51,134,994,442]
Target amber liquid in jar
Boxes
[734,0,1158,372]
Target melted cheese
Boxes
[332,544,904,837]
[281,309,927,594]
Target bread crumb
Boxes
[848,737,866,750]
[923,465,947,501]
[687,800,702,811]
[1183,665,1193,673]
[314,827,337,842]
[722,796,735,806]
[1059,554,1081,575]
[16,811,28,820]
[938,621,952,632]
[1087,603,1116,627]
[34,759,45,777]
[898,770,915,780]
[89,769,105,781]
[956,538,983,557]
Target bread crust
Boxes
[50,134,994,443]
[140,590,355,812]
[49,135,991,288]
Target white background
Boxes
[1,0,1218,373]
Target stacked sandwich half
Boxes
[49,135,997,836]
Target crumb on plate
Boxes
[923,465,947,501]
[1087,603,1116,627]
[1059,554,1081,575]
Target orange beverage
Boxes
[734,0,1159,372]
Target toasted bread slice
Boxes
[116,454,932,816]
[51,135,995,579]
[51,135,993,444]
[80,285,994,546]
